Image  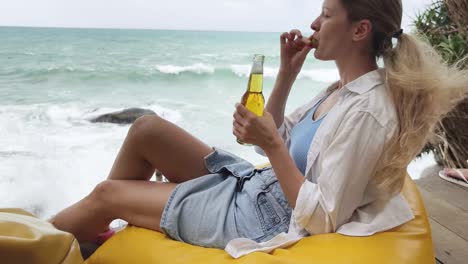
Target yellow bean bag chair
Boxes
[85,175,434,264]
[0,208,84,264]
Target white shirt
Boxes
[225,69,414,258]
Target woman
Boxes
[50,0,468,258]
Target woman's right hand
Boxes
[279,29,316,76]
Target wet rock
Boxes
[90,108,156,124]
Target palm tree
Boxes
[415,0,468,168]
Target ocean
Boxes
[0,27,434,220]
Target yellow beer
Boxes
[241,74,264,116]
[238,55,265,145]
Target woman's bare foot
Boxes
[440,168,468,188]
[444,168,468,181]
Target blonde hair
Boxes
[341,0,468,198]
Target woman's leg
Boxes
[50,180,177,243]
[51,114,214,240]
[107,115,213,183]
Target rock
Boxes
[90,108,156,124]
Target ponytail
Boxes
[373,33,468,197]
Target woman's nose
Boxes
[311,17,320,31]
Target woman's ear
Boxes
[352,19,373,42]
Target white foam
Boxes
[145,104,182,123]
[229,64,251,78]
[0,99,437,221]
[229,64,279,79]
[0,102,185,219]
[193,53,219,59]
[230,64,339,83]
[152,62,339,83]
[154,63,215,75]
[299,69,340,83]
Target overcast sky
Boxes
[0,0,433,32]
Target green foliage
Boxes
[414,0,468,167]
[414,0,467,67]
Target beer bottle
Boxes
[237,54,265,145]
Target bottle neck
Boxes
[251,62,263,74]
[251,55,264,74]
[247,54,264,93]
[248,73,263,93]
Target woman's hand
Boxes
[233,103,282,152]
[280,29,316,75]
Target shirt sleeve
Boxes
[293,111,388,235]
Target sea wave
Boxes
[229,64,280,78]
[300,69,340,83]
[3,63,339,83]
[154,63,215,75]
[154,63,339,83]
[229,64,339,83]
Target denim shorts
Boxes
[160,147,292,249]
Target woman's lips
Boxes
[301,35,319,48]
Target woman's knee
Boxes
[88,180,119,215]
[128,114,163,140]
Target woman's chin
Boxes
[313,50,324,60]
[313,50,334,61]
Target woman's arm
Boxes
[233,103,305,207]
[234,105,388,231]
[268,29,315,128]
[263,137,305,208]
[265,71,297,128]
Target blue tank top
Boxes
[289,98,327,174]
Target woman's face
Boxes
[311,0,355,61]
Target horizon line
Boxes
[0,25,293,34]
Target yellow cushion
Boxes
[0,208,84,264]
[85,176,434,264]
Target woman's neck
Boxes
[335,53,378,89]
